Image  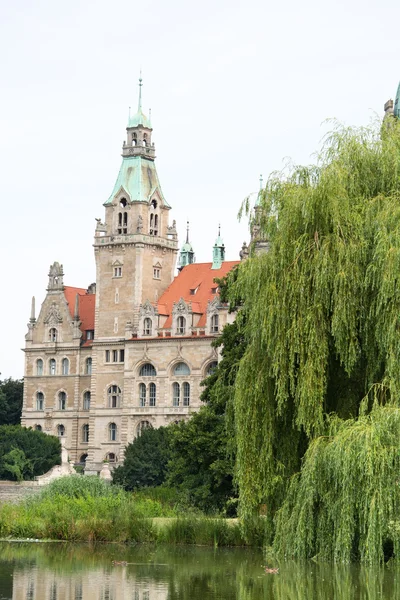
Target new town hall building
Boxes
[21,82,244,474]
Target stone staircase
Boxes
[0,482,42,504]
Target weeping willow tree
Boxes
[231,118,400,561]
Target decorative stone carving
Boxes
[44,303,63,325]
[47,262,64,291]
[139,299,157,317]
[173,298,192,315]
[137,214,143,232]
[206,296,220,315]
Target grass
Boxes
[0,476,267,547]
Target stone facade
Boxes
[22,83,239,474]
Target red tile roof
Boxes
[64,286,95,333]
[158,261,239,330]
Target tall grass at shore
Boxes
[0,476,266,546]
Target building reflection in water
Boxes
[11,566,168,600]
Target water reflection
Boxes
[0,542,399,600]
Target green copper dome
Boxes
[128,108,152,129]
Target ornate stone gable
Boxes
[206,296,221,315]
[139,299,158,317]
[43,303,63,325]
[172,297,192,316]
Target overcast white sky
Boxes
[0,0,398,379]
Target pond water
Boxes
[0,542,399,599]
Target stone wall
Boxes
[0,481,41,504]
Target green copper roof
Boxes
[395,81,400,118]
[105,156,170,207]
[212,226,225,270]
[128,108,152,129]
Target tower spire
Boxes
[178,221,195,271]
[138,72,143,112]
[212,226,225,270]
[186,220,190,244]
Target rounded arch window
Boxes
[85,357,92,375]
[108,385,121,408]
[83,391,91,410]
[143,317,152,336]
[109,422,117,441]
[62,358,69,375]
[36,359,43,376]
[183,382,190,406]
[82,424,89,443]
[139,382,146,406]
[35,424,42,432]
[210,314,219,333]
[57,424,65,437]
[151,199,157,209]
[139,363,157,377]
[173,362,190,376]
[58,391,67,410]
[49,358,56,375]
[137,420,152,437]
[80,453,88,464]
[106,452,117,463]
[172,382,180,406]
[119,198,127,207]
[49,328,58,342]
[206,361,218,377]
[149,382,156,407]
[36,392,44,411]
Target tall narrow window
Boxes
[49,328,58,342]
[85,357,92,375]
[149,382,156,407]
[177,316,186,335]
[36,392,44,411]
[139,383,146,406]
[36,359,43,376]
[62,358,69,375]
[154,214,158,235]
[49,359,56,375]
[210,314,219,333]
[137,421,152,437]
[83,391,91,410]
[123,212,128,234]
[82,424,89,443]
[105,350,110,363]
[58,391,66,410]
[108,385,121,408]
[119,349,125,362]
[173,382,180,407]
[118,212,122,234]
[109,422,117,441]
[57,424,65,437]
[183,382,190,406]
[143,318,152,336]
[206,361,218,377]
[112,349,118,362]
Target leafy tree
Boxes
[112,426,171,490]
[167,316,246,514]
[0,425,60,480]
[0,378,23,425]
[230,119,400,558]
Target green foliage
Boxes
[0,378,23,425]
[0,425,60,480]
[274,406,400,564]
[230,120,400,558]
[112,426,171,490]
[167,318,245,515]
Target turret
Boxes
[211,226,225,270]
[178,222,195,271]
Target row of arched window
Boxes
[35,357,92,376]
[142,314,218,336]
[35,390,91,411]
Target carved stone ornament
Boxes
[139,299,158,317]
[137,214,143,232]
[44,303,63,325]
[173,298,192,315]
[207,296,220,314]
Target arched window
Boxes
[139,383,146,406]
[62,358,69,375]
[143,317,152,336]
[35,424,42,431]
[49,328,58,342]
[173,362,190,376]
[108,385,121,408]
[83,391,91,410]
[137,420,152,436]
[183,382,190,406]
[118,212,122,226]
[80,453,88,464]
[49,359,56,375]
[109,422,117,441]
[154,214,158,235]
[211,314,219,333]
[149,382,156,407]
[107,452,117,463]
[177,316,186,335]
[36,392,44,411]
[119,198,127,208]
[36,359,43,376]
[57,424,65,437]
[206,361,218,377]
[58,391,67,410]
[139,363,156,377]
[173,382,180,407]
[85,357,92,375]
[82,424,89,443]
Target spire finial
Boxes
[186,221,189,244]
[138,72,143,112]
[30,296,36,323]
[218,223,221,237]
[259,174,263,190]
